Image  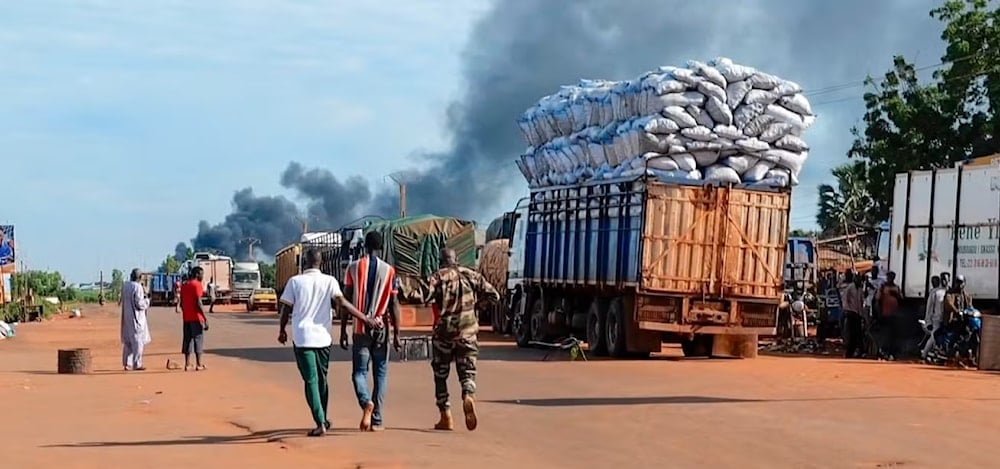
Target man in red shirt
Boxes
[179,266,209,371]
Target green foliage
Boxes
[11,270,66,297]
[110,269,124,299]
[816,161,877,237]
[158,255,181,274]
[1,303,24,323]
[844,0,1000,222]
[260,262,276,289]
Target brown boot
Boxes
[434,409,454,431]
[463,395,478,431]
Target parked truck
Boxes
[181,253,234,303]
[275,232,344,297]
[232,262,261,303]
[149,272,182,306]
[878,161,1000,309]
[492,175,789,358]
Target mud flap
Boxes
[711,334,758,358]
[625,294,662,354]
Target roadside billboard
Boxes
[0,225,12,303]
[0,225,13,275]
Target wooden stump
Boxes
[57,348,92,374]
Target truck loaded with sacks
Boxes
[495,58,814,358]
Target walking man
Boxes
[922,275,946,360]
[179,267,209,371]
[279,249,369,437]
[425,248,499,431]
[121,268,151,371]
[340,231,402,432]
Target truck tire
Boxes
[586,299,609,356]
[513,298,535,348]
[605,298,628,358]
[681,335,714,358]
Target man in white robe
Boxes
[121,268,152,371]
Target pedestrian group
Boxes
[118,231,500,435]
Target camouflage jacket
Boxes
[427,265,499,338]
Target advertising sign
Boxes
[0,225,13,275]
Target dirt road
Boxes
[2,306,998,468]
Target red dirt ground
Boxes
[2,305,999,468]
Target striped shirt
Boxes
[344,254,399,335]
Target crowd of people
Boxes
[817,266,975,361]
[117,231,501,437]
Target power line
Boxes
[803,51,987,98]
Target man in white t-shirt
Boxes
[278,249,369,437]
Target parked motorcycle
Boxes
[778,287,811,338]
[918,307,982,368]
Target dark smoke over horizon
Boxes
[182,0,943,259]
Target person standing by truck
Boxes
[922,275,946,360]
[425,248,499,431]
[839,271,864,359]
[875,271,902,360]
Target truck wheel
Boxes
[513,298,536,348]
[681,335,714,358]
[605,298,627,358]
[586,299,609,356]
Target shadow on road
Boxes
[487,394,1000,407]
[207,344,555,363]
[44,427,362,448]
[486,396,761,406]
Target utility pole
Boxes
[388,172,407,218]
[241,237,260,261]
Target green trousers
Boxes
[293,345,331,427]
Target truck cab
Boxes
[232,262,262,303]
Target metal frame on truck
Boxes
[497,175,789,359]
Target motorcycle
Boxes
[778,287,811,338]
[918,307,982,368]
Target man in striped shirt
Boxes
[340,231,401,432]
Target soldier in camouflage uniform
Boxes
[426,248,499,431]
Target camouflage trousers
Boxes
[431,334,479,411]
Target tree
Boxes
[260,262,276,289]
[110,269,124,299]
[788,229,819,238]
[11,271,65,297]
[159,255,181,274]
[816,161,877,237]
[845,0,1000,221]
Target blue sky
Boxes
[2,0,944,283]
[2,0,488,282]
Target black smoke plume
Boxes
[185,0,943,258]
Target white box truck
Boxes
[878,161,1000,307]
